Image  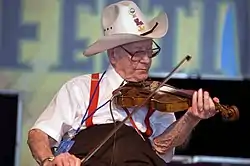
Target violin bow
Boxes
[81,55,192,163]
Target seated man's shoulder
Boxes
[63,72,104,89]
[64,73,91,87]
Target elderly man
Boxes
[27,1,219,166]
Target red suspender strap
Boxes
[144,106,155,137]
[123,107,146,140]
[123,106,155,138]
[86,73,100,127]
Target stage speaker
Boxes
[0,90,22,166]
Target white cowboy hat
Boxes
[83,0,169,56]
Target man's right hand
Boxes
[44,153,81,166]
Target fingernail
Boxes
[204,91,209,98]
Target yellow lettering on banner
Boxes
[76,1,106,72]
[20,0,60,166]
[20,0,60,71]
[175,0,202,73]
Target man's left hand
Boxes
[188,88,219,119]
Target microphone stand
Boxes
[81,55,192,163]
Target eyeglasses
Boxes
[121,40,161,61]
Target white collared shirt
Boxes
[31,65,176,163]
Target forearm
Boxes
[27,129,55,164]
[153,110,200,153]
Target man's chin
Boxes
[136,71,149,80]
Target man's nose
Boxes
[140,54,151,63]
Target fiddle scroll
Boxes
[112,80,239,121]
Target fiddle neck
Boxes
[159,84,194,99]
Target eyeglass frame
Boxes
[120,40,161,61]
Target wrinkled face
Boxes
[108,39,159,82]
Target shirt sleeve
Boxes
[30,80,87,143]
[149,111,176,163]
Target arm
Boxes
[153,110,200,153]
[27,80,88,165]
[27,129,56,164]
[153,89,218,154]
[27,128,81,166]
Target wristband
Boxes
[40,156,55,166]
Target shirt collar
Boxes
[105,65,125,91]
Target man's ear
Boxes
[107,48,116,64]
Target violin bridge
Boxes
[150,81,160,91]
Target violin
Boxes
[112,80,239,121]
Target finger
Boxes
[74,156,81,166]
[213,97,220,103]
[53,158,64,166]
[70,155,79,166]
[192,91,198,112]
[203,91,210,111]
[209,97,216,115]
[65,153,76,166]
[72,155,81,166]
[60,153,70,166]
[68,157,76,166]
[197,89,203,111]
[53,154,68,166]
[61,158,69,166]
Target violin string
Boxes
[81,55,192,163]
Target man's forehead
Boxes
[123,39,152,49]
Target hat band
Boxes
[140,22,159,36]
